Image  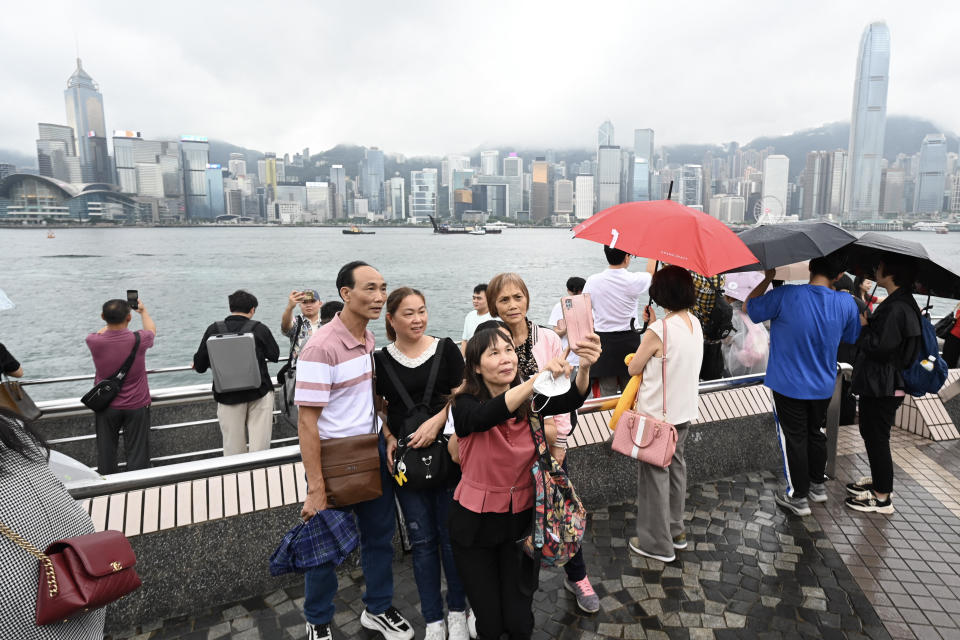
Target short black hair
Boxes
[228,290,258,313]
[566,277,586,294]
[649,266,696,312]
[320,300,343,323]
[604,245,629,266]
[473,283,488,295]
[336,261,371,299]
[832,274,855,294]
[475,319,508,333]
[879,252,918,289]
[809,250,847,280]
[102,299,130,324]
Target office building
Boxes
[554,179,574,215]
[205,164,226,218]
[263,152,278,200]
[681,164,704,208]
[632,128,654,202]
[37,123,82,183]
[596,145,621,211]
[530,158,550,222]
[387,176,405,219]
[410,168,438,219]
[709,195,746,223]
[111,131,144,194]
[359,148,385,213]
[845,22,891,220]
[575,175,594,219]
[329,164,346,218]
[306,182,331,222]
[598,120,614,147]
[0,164,16,180]
[225,189,244,218]
[879,168,905,216]
[136,163,164,199]
[228,153,247,177]
[620,148,633,204]
[445,155,471,212]
[914,134,947,214]
[761,155,790,221]
[480,150,499,176]
[503,154,522,178]
[64,59,110,183]
[180,136,212,220]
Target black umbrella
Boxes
[727,222,856,272]
[845,232,960,300]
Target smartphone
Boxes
[561,293,593,351]
[301,290,315,302]
[126,289,139,310]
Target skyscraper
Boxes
[575,175,594,219]
[914,134,947,214]
[180,136,212,220]
[761,155,790,222]
[681,165,704,209]
[598,121,614,147]
[596,146,621,211]
[111,131,143,194]
[387,176,405,219]
[64,59,110,183]
[330,165,346,218]
[844,22,890,221]
[206,164,226,218]
[632,128,654,202]
[480,150,499,176]
[531,159,550,222]
[37,123,82,183]
[228,153,247,177]
[410,168,438,219]
[361,147,385,212]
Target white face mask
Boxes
[531,369,571,413]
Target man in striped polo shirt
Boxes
[295,261,414,640]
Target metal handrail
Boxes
[67,445,304,499]
[19,365,198,387]
[64,372,771,499]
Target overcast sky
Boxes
[2,1,958,159]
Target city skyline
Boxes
[1,2,959,159]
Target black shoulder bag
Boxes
[277,315,305,416]
[380,340,452,490]
[81,333,142,413]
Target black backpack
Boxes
[703,281,734,342]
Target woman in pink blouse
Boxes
[448,326,600,640]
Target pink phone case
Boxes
[561,294,594,350]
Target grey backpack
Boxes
[206,320,262,393]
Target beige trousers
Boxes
[216,393,275,456]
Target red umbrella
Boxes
[572,199,758,276]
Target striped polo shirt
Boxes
[294,313,379,440]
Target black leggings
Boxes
[943,334,960,368]
[858,396,903,495]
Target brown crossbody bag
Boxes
[317,354,383,507]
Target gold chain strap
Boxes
[0,521,59,597]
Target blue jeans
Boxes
[303,437,397,625]
[396,484,466,623]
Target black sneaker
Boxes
[360,607,415,640]
[845,493,894,514]
[306,622,333,640]
[845,476,873,497]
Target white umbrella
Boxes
[47,450,103,484]
[0,288,14,311]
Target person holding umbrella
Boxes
[845,253,922,514]
[745,251,861,516]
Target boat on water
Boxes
[47,230,56,238]
[469,228,486,235]
[936,227,949,235]
[428,215,469,234]
[342,225,375,235]
[484,222,509,233]
[913,221,949,233]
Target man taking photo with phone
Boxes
[85,297,156,474]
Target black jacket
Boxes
[193,315,280,404]
[851,287,922,398]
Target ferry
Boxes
[342,225,375,235]
[428,215,469,234]
[484,221,510,233]
[469,227,486,235]
[913,221,948,233]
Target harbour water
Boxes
[2,226,958,401]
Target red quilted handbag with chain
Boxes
[0,523,142,625]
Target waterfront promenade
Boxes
[108,423,960,640]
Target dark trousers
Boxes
[858,396,903,495]
[944,334,960,368]
[450,504,537,640]
[95,405,151,474]
[771,392,830,499]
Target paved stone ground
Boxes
[109,425,960,640]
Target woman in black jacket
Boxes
[845,254,921,514]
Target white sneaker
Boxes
[424,619,446,640]
[447,610,469,640]
[305,622,333,640]
[466,609,477,639]
[359,607,415,640]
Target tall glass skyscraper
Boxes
[598,121,615,147]
[361,148,385,213]
[844,22,890,221]
[64,59,110,183]
[914,134,947,214]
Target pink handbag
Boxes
[611,317,679,468]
